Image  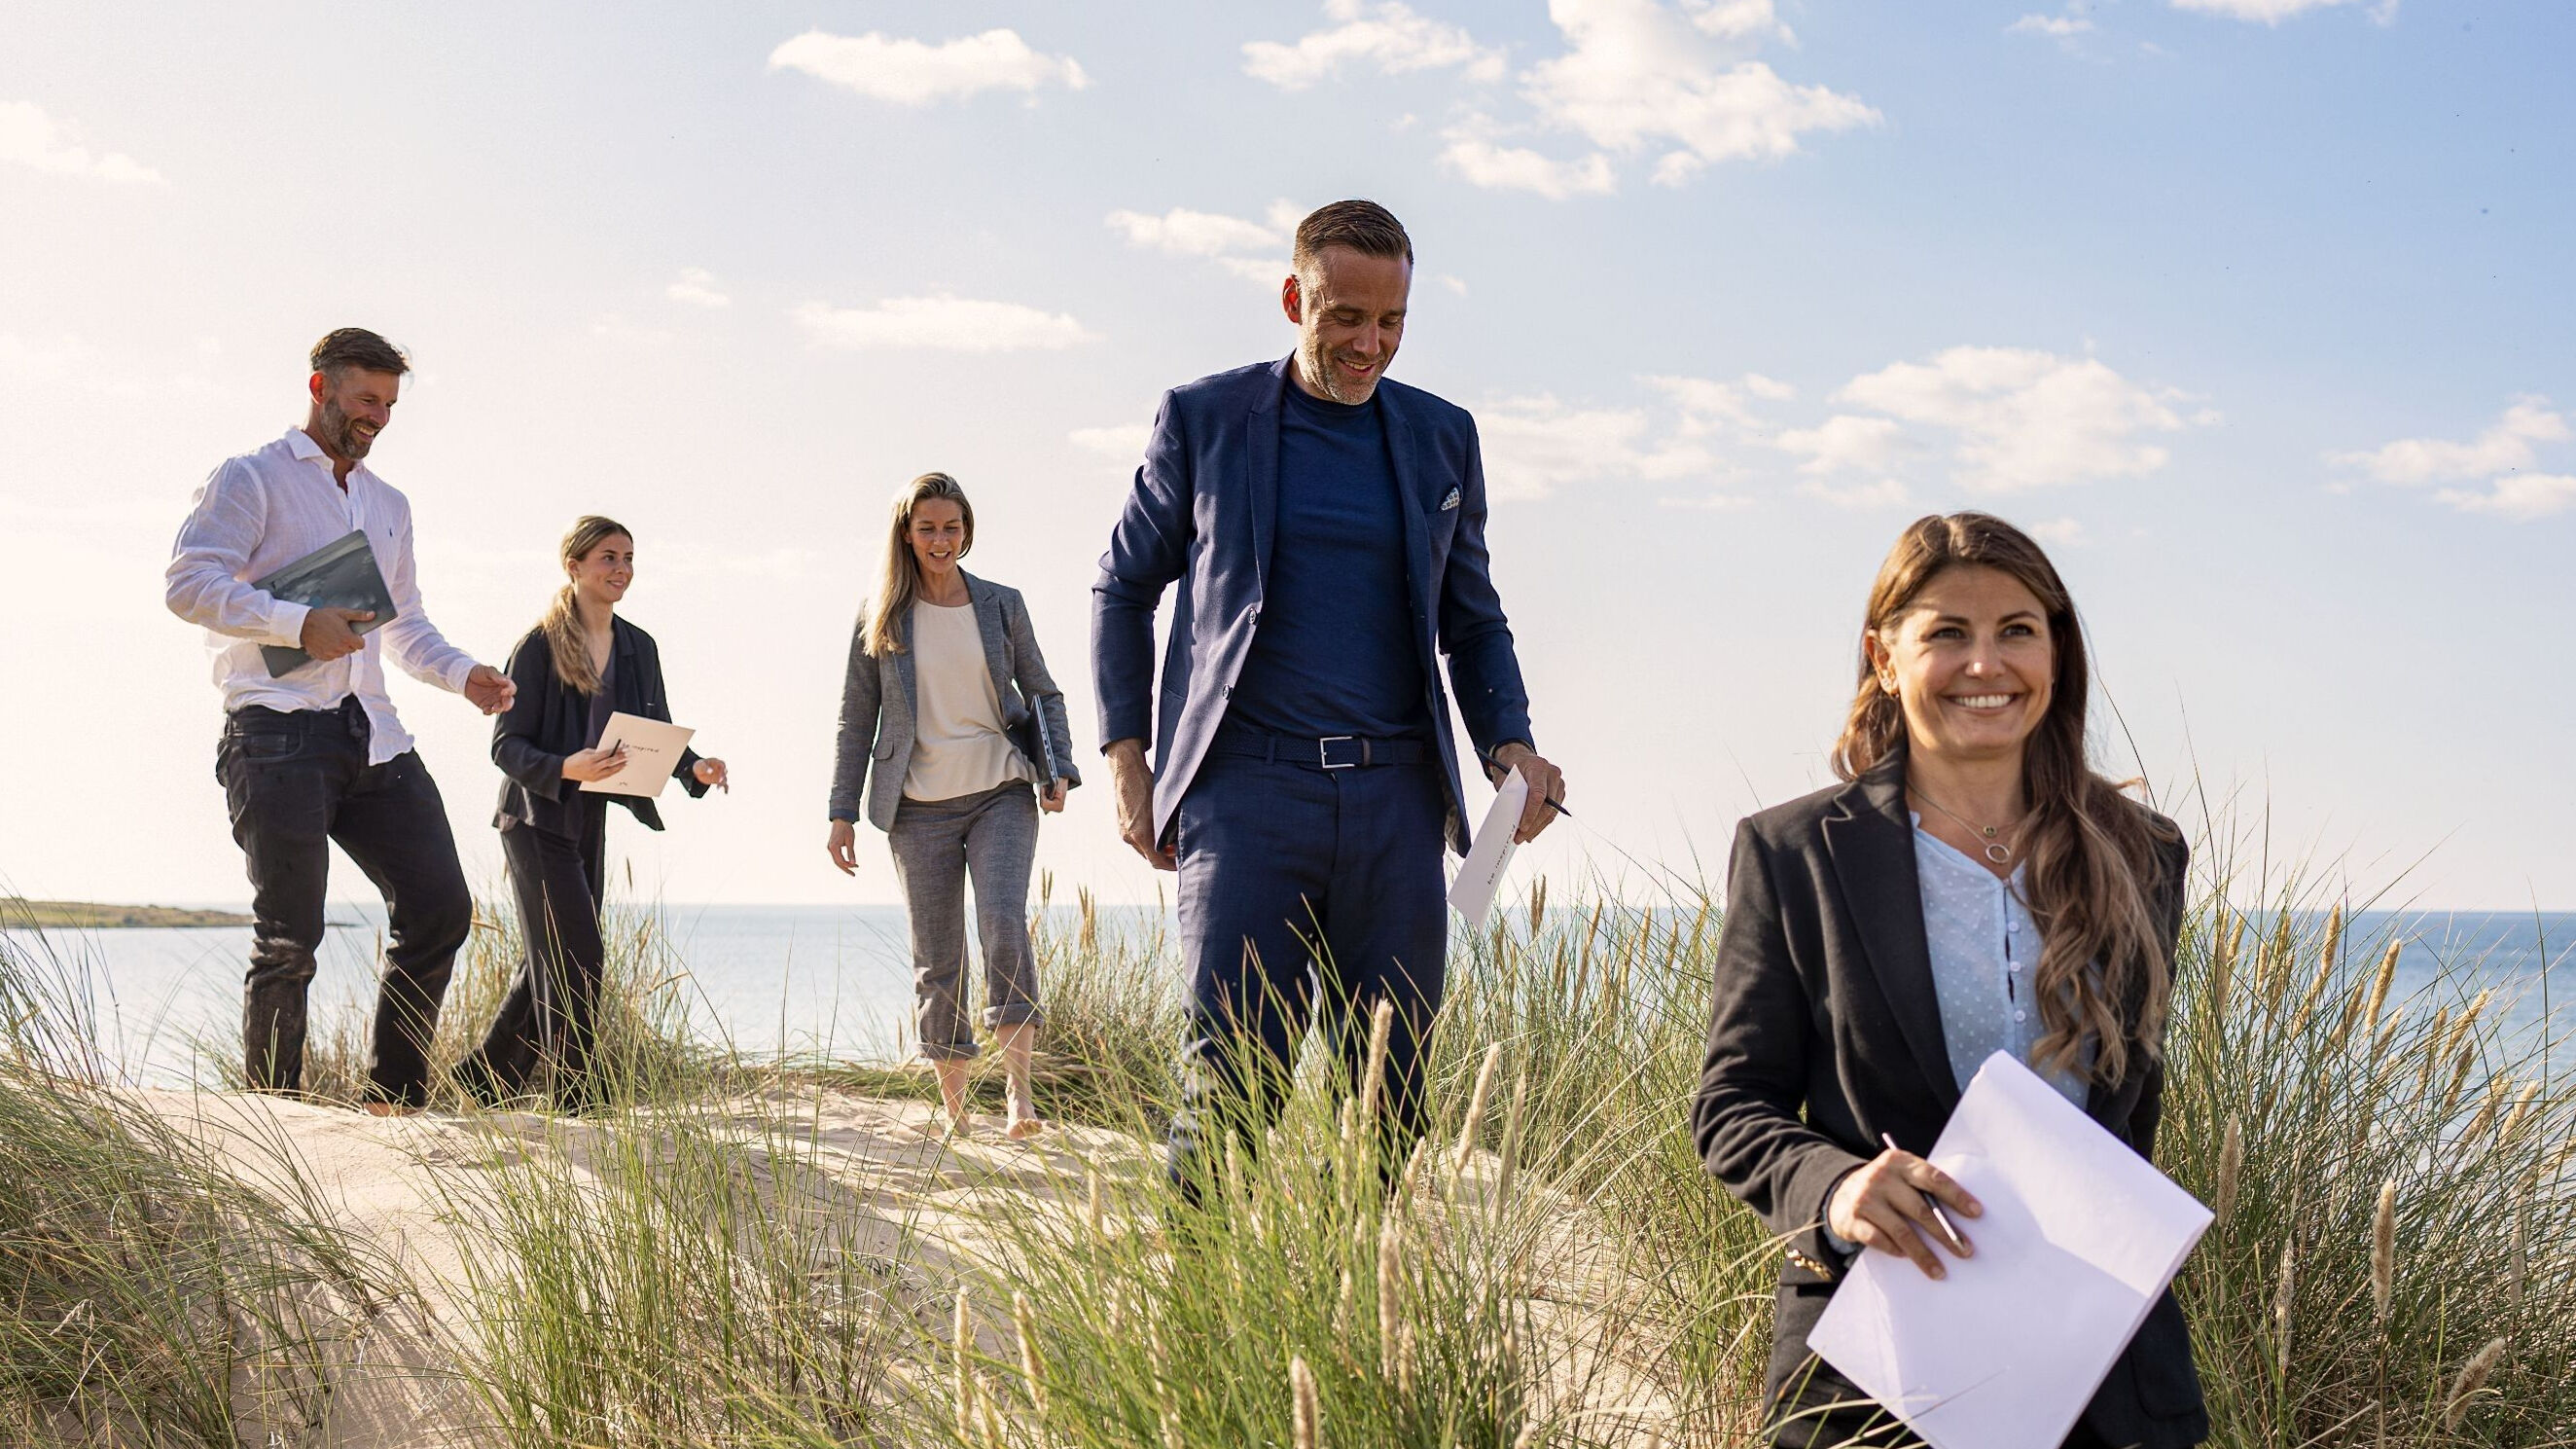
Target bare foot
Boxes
[1005,1109,1047,1141]
[360,1102,419,1118]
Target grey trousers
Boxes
[885,780,1043,1060]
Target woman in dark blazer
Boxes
[458,515,726,1110]
[1692,512,2204,1448]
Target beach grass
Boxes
[7,835,2571,1446]
[0,930,397,1447]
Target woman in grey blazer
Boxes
[826,473,1080,1139]
[1692,512,2203,1448]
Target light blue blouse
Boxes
[1911,814,2092,1109]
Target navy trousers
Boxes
[1166,745,1450,1194]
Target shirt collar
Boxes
[282,425,375,487]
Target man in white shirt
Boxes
[166,328,515,1112]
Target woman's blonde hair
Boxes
[541,515,631,694]
[862,473,975,657]
[1832,511,2177,1088]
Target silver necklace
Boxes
[1910,788,2025,866]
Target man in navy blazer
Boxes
[1092,199,1566,1195]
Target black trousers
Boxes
[1769,1358,2129,1449]
[217,700,471,1106]
[466,807,608,1105]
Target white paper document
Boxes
[1447,770,1529,927]
[1807,1051,2213,1449]
[578,711,696,799]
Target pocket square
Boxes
[1439,487,1461,511]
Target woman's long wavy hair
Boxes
[1832,512,2176,1088]
[862,473,975,658]
[540,515,631,695]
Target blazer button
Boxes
[1222,686,1233,699]
[1248,607,1262,625]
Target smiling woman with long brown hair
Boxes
[1691,512,2204,1448]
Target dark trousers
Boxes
[466,807,609,1105]
[1165,746,1449,1195]
[217,700,471,1106]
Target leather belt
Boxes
[1208,730,1433,770]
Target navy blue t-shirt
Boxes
[1228,383,1430,740]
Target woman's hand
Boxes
[1040,778,1068,814]
[694,757,730,793]
[561,743,629,782]
[1827,1146,1983,1280]
[826,820,860,876]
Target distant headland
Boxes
[2,899,257,929]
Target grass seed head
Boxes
[2371,1179,2396,1326]
[2215,1117,2243,1224]
[1377,1214,1404,1378]
[2272,1241,2296,1380]
[2443,1337,2509,1430]
[1290,1353,1319,1449]
[1457,1043,1503,1176]
[952,1289,975,1441]
[1013,1288,1046,1420]
[1358,998,1395,1135]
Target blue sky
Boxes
[2,1,2567,909]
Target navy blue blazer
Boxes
[1091,356,1535,853]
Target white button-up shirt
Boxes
[165,427,478,765]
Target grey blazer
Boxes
[828,571,1082,832]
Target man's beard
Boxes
[1300,336,1379,405]
[320,401,375,459]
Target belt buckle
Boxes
[1317,736,1364,770]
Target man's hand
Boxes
[1487,742,1566,844]
[1039,778,1069,815]
[298,606,374,663]
[826,820,860,876]
[693,757,730,793]
[1105,739,1175,870]
[462,664,516,715]
[561,743,629,782]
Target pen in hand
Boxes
[1882,1132,1972,1257]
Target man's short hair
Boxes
[1292,199,1413,282]
[309,328,410,380]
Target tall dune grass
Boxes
[0,917,398,1446]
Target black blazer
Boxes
[1691,748,2204,1448]
[491,619,706,837]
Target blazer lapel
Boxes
[892,603,917,712]
[963,573,1015,707]
[1821,750,1962,1114]
[1377,387,1437,658]
[1249,357,1289,592]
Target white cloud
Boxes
[1641,373,1789,435]
[1658,491,1755,511]
[0,101,162,184]
[1437,274,1470,296]
[1244,0,1505,90]
[2007,13,2095,39]
[2026,517,2089,547]
[1438,126,1618,199]
[1775,414,1904,474]
[791,297,1090,352]
[2435,475,2576,521]
[665,268,731,308]
[768,29,1088,106]
[1836,345,2192,492]
[2168,0,2388,22]
[1070,424,1152,457]
[1796,477,1912,510]
[1514,0,1879,189]
[2329,396,2567,485]
[2334,397,2576,520]
[1106,206,1284,258]
[1104,204,1293,285]
[1477,393,1715,499]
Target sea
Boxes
[4,905,2570,1089]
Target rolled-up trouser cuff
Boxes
[983,1002,1043,1030]
[918,1039,982,1062]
